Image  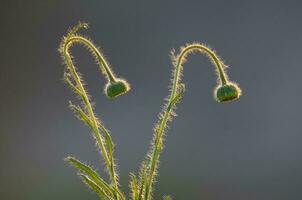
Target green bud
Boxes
[105,79,130,98]
[215,82,241,102]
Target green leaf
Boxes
[69,102,93,129]
[65,156,113,196]
[79,173,113,200]
[64,72,83,96]
[130,173,139,200]
[104,130,114,159]
[138,161,147,200]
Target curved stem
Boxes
[62,38,121,199]
[144,43,229,200]
[170,44,228,101]
[66,36,117,83]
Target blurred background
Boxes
[1,0,302,199]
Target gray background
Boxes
[1,0,302,199]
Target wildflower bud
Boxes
[215,82,241,102]
[105,79,130,98]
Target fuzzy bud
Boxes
[215,83,241,102]
[105,79,130,98]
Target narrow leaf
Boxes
[130,173,139,200]
[65,156,113,196]
[64,72,83,96]
[104,130,114,159]
[138,162,147,200]
[69,102,94,129]
[79,173,113,200]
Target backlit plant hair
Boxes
[142,43,241,200]
[59,22,242,200]
[59,22,130,200]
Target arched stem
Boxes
[65,35,117,83]
[61,34,121,200]
[144,43,230,200]
[170,44,228,101]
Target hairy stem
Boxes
[62,34,121,199]
[170,44,228,97]
[65,36,117,83]
[144,43,229,200]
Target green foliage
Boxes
[66,156,115,197]
[59,22,128,200]
[59,22,242,200]
[79,174,114,200]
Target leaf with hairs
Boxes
[65,156,113,196]
[104,130,114,159]
[64,72,83,96]
[79,173,113,200]
[138,161,148,200]
[69,102,93,129]
[130,173,139,200]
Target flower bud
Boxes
[215,83,241,102]
[105,79,130,98]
